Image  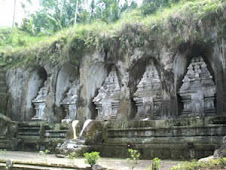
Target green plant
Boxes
[146,157,161,170]
[127,149,141,170]
[39,149,50,155]
[67,152,78,166]
[39,149,50,163]
[68,152,78,159]
[0,149,7,155]
[171,158,226,170]
[84,151,100,167]
[153,157,161,170]
[17,37,26,46]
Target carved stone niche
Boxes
[178,56,216,116]
[133,61,163,119]
[61,81,79,123]
[32,81,48,121]
[93,67,120,121]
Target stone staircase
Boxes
[17,122,69,151]
[0,136,12,149]
[18,122,46,141]
[0,67,8,115]
[45,128,68,139]
[0,113,17,150]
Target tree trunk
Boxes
[74,0,79,29]
[11,0,17,32]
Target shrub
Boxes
[39,149,50,163]
[0,149,7,155]
[171,158,226,170]
[39,149,50,155]
[127,149,141,170]
[152,157,161,170]
[84,151,100,167]
[68,152,78,159]
[146,157,161,170]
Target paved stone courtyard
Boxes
[0,151,180,170]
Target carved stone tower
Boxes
[32,81,48,121]
[93,67,120,120]
[61,81,79,123]
[178,56,216,116]
[133,61,162,119]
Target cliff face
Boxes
[3,2,225,122]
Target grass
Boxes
[0,27,48,51]
[171,158,226,170]
[0,0,224,67]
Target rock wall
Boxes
[4,40,226,123]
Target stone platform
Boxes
[0,151,180,170]
[89,116,226,160]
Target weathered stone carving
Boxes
[133,61,162,119]
[61,81,79,123]
[214,136,226,158]
[93,68,120,120]
[179,56,216,116]
[32,82,48,121]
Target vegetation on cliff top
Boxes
[0,0,225,67]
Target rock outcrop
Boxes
[214,136,226,158]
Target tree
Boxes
[74,0,79,27]
[92,0,137,23]
[141,0,180,15]
[19,0,138,34]
[11,0,17,32]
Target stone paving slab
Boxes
[0,151,180,170]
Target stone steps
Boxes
[0,81,6,86]
[45,130,68,139]
[0,86,7,92]
[18,126,41,130]
[0,163,77,170]
[18,123,45,141]
[0,73,6,79]
[0,68,7,114]
[107,125,226,138]
[17,122,69,151]
[18,132,40,136]
[0,136,13,149]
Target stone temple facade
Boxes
[1,37,226,159]
[93,67,120,120]
[133,60,162,119]
[178,56,216,117]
